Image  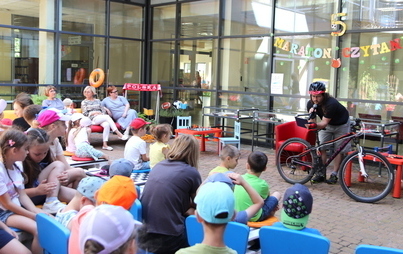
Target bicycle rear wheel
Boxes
[276,138,315,184]
[339,151,394,203]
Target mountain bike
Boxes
[276,118,394,203]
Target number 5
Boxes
[331,13,347,37]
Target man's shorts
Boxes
[319,120,351,154]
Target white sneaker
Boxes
[42,200,66,214]
[121,135,129,141]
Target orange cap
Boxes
[96,175,137,210]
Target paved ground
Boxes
[94,133,403,254]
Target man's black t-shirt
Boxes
[307,97,349,126]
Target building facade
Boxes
[1,0,403,128]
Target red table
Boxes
[175,127,222,152]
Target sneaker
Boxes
[326,174,338,184]
[102,146,114,151]
[311,174,325,183]
[121,135,129,141]
[42,200,66,214]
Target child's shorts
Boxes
[258,196,279,221]
[0,229,15,248]
[0,209,14,224]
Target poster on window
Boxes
[271,73,284,94]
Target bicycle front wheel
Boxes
[276,138,315,184]
[339,151,394,203]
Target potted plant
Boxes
[159,107,189,129]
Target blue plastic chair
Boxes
[129,199,142,221]
[218,121,241,154]
[259,226,330,254]
[36,213,70,254]
[185,215,249,254]
[177,116,192,129]
[356,244,403,254]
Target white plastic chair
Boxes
[219,121,241,154]
[177,116,192,129]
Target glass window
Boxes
[62,0,106,35]
[0,28,44,98]
[344,0,403,30]
[152,5,176,39]
[181,0,219,38]
[338,32,403,118]
[109,38,142,86]
[0,1,54,29]
[223,0,272,36]
[272,35,333,111]
[220,37,272,96]
[275,0,337,33]
[151,41,175,87]
[60,34,105,104]
[110,2,143,39]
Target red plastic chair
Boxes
[275,121,316,152]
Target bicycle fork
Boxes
[357,145,369,178]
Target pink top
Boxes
[68,205,94,254]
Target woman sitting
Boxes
[42,85,64,110]
[101,85,138,138]
[81,86,127,151]
[12,92,33,131]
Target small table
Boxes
[175,127,222,152]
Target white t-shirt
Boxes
[50,138,63,157]
[124,136,147,170]
[0,161,24,209]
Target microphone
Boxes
[309,104,317,120]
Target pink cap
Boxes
[130,118,151,129]
[37,110,71,127]
[79,204,142,254]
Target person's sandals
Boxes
[102,146,113,151]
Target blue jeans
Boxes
[258,196,279,221]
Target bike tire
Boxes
[276,138,315,184]
[339,151,394,203]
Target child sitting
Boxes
[66,113,108,160]
[204,172,264,225]
[176,181,237,254]
[68,175,138,254]
[79,204,142,254]
[55,176,106,229]
[124,118,151,170]
[109,158,134,178]
[149,124,171,169]
[234,151,281,222]
[208,145,240,176]
[272,183,322,235]
[63,98,75,115]
[22,104,42,130]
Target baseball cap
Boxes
[71,113,84,122]
[204,172,234,190]
[195,182,235,224]
[96,175,137,210]
[281,183,313,230]
[79,204,142,254]
[77,176,106,203]
[37,109,71,127]
[109,158,134,177]
[0,99,7,114]
[130,118,150,129]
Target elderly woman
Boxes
[42,85,64,110]
[101,85,138,137]
[81,86,127,151]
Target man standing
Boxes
[306,81,350,184]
